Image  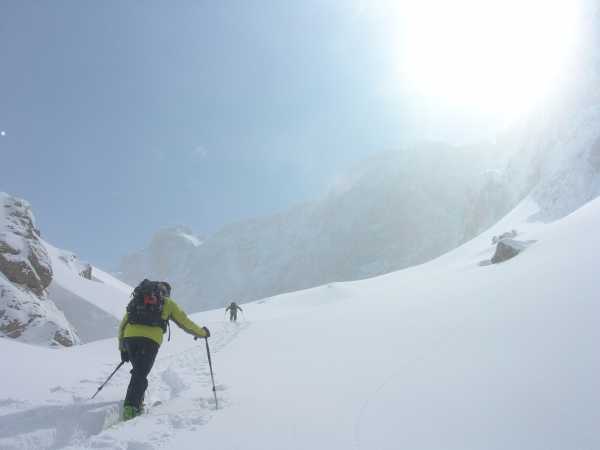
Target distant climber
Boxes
[225,301,243,322]
[118,279,210,421]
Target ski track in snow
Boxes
[0,322,249,450]
[352,313,472,450]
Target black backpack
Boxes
[127,279,167,330]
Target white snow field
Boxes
[1,195,599,450]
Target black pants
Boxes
[123,337,159,408]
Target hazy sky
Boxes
[0,0,531,268]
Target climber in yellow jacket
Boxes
[118,279,209,420]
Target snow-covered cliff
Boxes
[0,193,79,346]
[0,192,131,347]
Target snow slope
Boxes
[42,242,131,343]
[1,192,599,449]
[45,242,130,318]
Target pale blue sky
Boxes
[0,1,501,268]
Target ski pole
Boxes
[204,337,219,409]
[91,361,125,399]
[195,336,219,409]
[205,337,219,409]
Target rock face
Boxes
[0,193,79,347]
[0,274,79,346]
[79,264,92,280]
[491,239,526,264]
[0,195,52,296]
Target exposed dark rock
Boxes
[53,329,76,347]
[79,264,92,280]
[59,251,93,281]
[0,195,52,295]
[0,317,26,338]
[491,239,527,264]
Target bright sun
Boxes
[394,0,582,119]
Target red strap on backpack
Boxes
[143,294,158,305]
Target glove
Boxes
[121,350,129,363]
[194,327,210,340]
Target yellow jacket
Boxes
[118,297,207,350]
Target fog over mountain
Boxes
[119,2,600,313]
[3,2,600,449]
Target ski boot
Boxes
[122,404,142,421]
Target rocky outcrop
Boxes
[491,239,526,264]
[0,193,80,347]
[58,251,93,280]
[0,196,52,296]
[0,272,79,346]
[79,264,92,280]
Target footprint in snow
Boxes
[89,435,119,448]
[126,440,155,450]
[50,385,69,393]
[160,367,188,398]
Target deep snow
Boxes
[1,193,599,450]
